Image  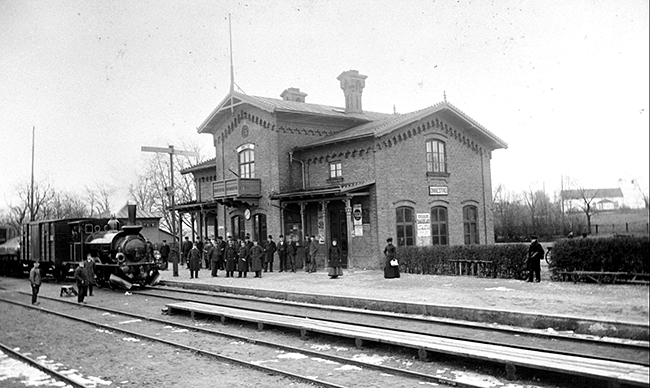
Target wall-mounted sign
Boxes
[429,186,448,196]
[416,213,431,246]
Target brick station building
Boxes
[179,70,507,269]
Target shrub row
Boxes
[549,236,650,275]
[395,244,529,279]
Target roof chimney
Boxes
[337,70,367,114]
[280,87,307,103]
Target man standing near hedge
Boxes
[527,235,544,283]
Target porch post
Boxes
[299,202,306,243]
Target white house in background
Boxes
[561,188,624,212]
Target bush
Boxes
[549,236,650,276]
[396,244,529,279]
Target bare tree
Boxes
[132,140,206,239]
[631,178,649,209]
[85,183,114,216]
[564,183,600,235]
[11,180,55,223]
[41,191,89,220]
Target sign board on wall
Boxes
[353,204,363,236]
[429,186,448,196]
[416,213,431,246]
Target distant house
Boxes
[97,205,163,243]
[561,188,624,212]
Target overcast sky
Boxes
[1,0,648,212]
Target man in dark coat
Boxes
[527,235,544,282]
[264,235,276,272]
[287,238,297,272]
[188,243,201,279]
[208,240,221,277]
[160,240,170,270]
[249,240,264,278]
[74,261,89,304]
[307,235,319,273]
[85,254,96,296]
[237,240,250,278]
[29,261,42,305]
[196,238,205,268]
[224,240,237,277]
[277,235,287,272]
[181,237,193,268]
[217,236,226,270]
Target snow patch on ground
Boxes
[351,353,391,365]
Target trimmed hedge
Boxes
[396,244,529,279]
[549,236,650,275]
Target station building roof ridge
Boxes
[197,90,393,134]
[296,100,508,151]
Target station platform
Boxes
[157,266,649,341]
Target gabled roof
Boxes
[181,158,216,174]
[561,188,624,200]
[197,91,392,134]
[197,91,507,151]
[295,100,507,151]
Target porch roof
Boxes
[271,180,375,201]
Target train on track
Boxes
[2,205,160,289]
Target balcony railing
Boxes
[213,178,262,200]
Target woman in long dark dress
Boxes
[327,239,343,279]
[383,237,400,279]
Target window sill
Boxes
[426,171,450,178]
[327,177,344,184]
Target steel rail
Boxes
[146,285,649,349]
[2,293,479,388]
[136,286,650,365]
[0,341,85,388]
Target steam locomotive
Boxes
[17,205,160,289]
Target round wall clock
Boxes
[244,208,251,220]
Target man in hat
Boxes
[29,262,42,305]
[527,235,544,283]
[160,240,170,270]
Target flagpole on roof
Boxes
[229,13,235,113]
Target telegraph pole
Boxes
[141,145,198,244]
[30,126,35,221]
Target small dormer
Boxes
[280,87,308,103]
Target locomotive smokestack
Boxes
[127,204,137,226]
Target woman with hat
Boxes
[383,238,400,279]
[327,239,343,279]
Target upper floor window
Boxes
[237,144,255,178]
[426,140,447,174]
[463,205,479,245]
[329,161,342,179]
[431,206,448,245]
[396,206,415,247]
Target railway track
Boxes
[1,282,647,387]
[137,285,649,367]
[0,290,522,388]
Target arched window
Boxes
[253,214,267,243]
[426,139,447,173]
[237,144,255,178]
[431,206,448,245]
[463,205,479,245]
[396,206,415,247]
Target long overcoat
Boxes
[189,247,201,272]
[249,245,264,272]
[224,245,237,272]
[264,240,276,264]
[237,244,250,272]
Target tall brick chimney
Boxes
[337,70,367,114]
[280,87,307,103]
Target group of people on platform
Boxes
[169,234,348,280]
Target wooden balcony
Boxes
[213,178,262,207]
